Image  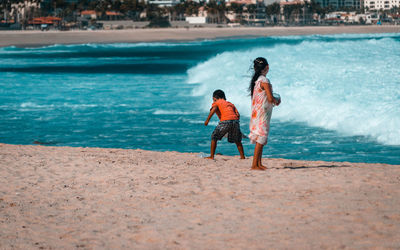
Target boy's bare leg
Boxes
[205,140,217,159]
[235,142,245,159]
[251,143,265,170]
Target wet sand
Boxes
[0,25,399,47]
[1,143,399,249]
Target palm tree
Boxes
[265,2,280,24]
[120,0,146,20]
[283,3,303,24]
[169,2,185,21]
[185,1,201,17]
[228,2,243,23]
[206,0,226,24]
[229,2,243,14]
[0,0,12,22]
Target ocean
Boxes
[1,33,399,164]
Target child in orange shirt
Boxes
[204,89,245,159]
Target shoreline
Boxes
[1,25,399,47]
[1,143,399,248]
[3,142,400,166]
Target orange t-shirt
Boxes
[211,99,240,121]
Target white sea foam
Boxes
[17,102,99,110]
[24,41,206,50]
[153,109,198,115]
[187,34,400,145]
[20,102,54,109]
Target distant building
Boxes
[228,0,257,4]
[280,0,306,8]
[105,11,123,20]
[148,0,180,6]
[81,10,98,19]
[363,0,400,10]
[40,0,87,6]
[315,0,361,9]
[240,0,268,25]
[41,0,72,2]
[9,1,41,23]
[227,0,280,4]
[28,16,62,30]
[186,16,207,23]
[264,0,281,5]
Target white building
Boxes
[9,1,41,22]
[185,16,207,23]
[363,0,400,10]
[315,0,361,9]
[264,0,280,5]
[148,0,180,7]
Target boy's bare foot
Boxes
[204,156,214,160]
[251,166,265,171]
[240,156,245,159]
[259,165,267,170]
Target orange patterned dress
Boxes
[249,75,274,145]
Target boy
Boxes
[204,89,245,159]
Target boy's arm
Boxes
[205,106,218,126]
[234,106,240,119]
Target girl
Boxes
[249,57,280,170]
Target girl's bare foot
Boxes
[205,156,214,160]
[259,165,267,170]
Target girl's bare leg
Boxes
[257,152,267,170]
[251,143,265,170]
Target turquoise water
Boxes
[1,33,400,164]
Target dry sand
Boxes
[0,25,399,47]
[1,143,399,249]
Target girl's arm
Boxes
[260,81,279,105]
[204,106,218,126]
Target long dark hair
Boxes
[249,57,268,98]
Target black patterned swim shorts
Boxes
[211,120,242,143]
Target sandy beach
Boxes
[1,143,399,249]
[0,25,399,47]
